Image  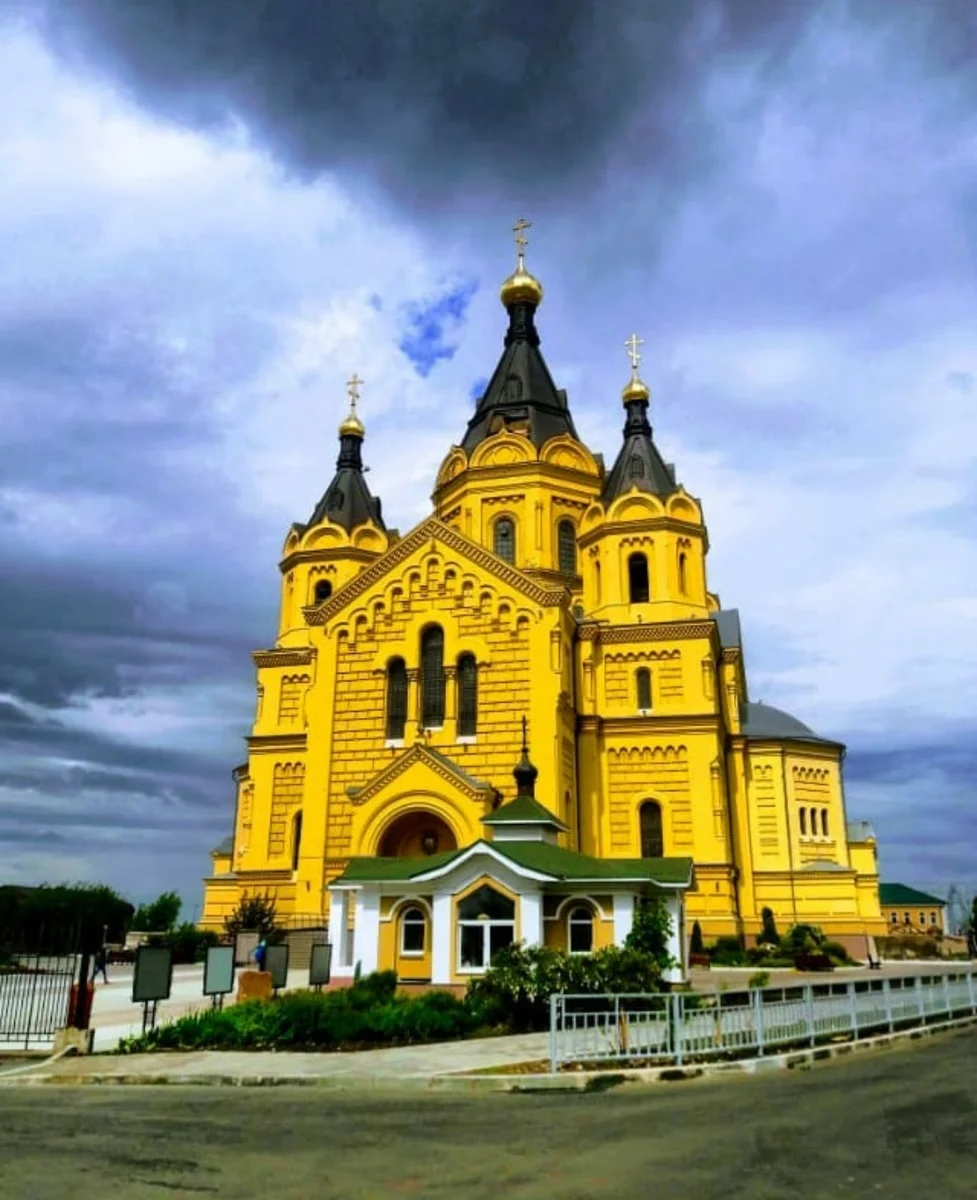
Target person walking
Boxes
[92,944,109,984]
[253,938,267,972]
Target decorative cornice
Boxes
[576,621,716,645]
[279,546,380,575]
[347,742,494,807]
[522,567,583,589]
[597,714,721,736]
[252,647,317,669]
[577,516,706,549]
[245,733,308,754]
[303,516,568,626]
[721,647,741,663]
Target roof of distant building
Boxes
[879,883,946,907]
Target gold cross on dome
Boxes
[346,372,363,412]
[625,333,644,373]
[513,217,531,262]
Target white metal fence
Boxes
[549,968,977,1072]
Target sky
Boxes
[0,2,975,919]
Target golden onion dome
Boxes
[500,261,544,308]
[621,372,650,403]
[338,409,365,438]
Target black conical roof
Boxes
[305,430,385,534]
[601,395,678,505]
[461,301,579,453]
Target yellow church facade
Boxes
[201,226,885,980]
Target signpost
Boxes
[265,944,289,993]
[309,942,333,992]
[132,946,173,1035]
[203,945,236,1009]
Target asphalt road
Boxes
[1,1031,975,1200]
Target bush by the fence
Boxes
[118,971,479,1053]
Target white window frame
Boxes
[456,919,515,974]
[399,906,427,958]
[567,905,595,955]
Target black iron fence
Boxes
[0,954,81,1051]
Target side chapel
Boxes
[201,222,886,983]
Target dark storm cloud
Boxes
[11,0,822,211]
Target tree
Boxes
[968,898,977,959]
[760,907,779,946]
[224,894,280,940]
[624,897,676,972]
[131,891,182,933]
[0,883,134,953]
[690,920,704,956]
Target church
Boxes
[200,222,886,985]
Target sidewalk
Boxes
[1,1030,551,1088]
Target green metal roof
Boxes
[332,840,693,887]
[879,883,946,907]
[481,794,567,829]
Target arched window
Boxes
[821,808,829,838]
[313,579,333,604]
[568,905,594,954]
[400,906,426,955]
[628,552,650,604]
[678,552,688,595]
[639,801,664,858]
[636,667,652,711]
[457,652,478,737]
[386,657,408,740]
[809,807,819,837]
[557,520,577,575]
[458,885,515,971]
[494,517,516,564]
[799,807,807,836]
[290,811,303,872]
[420,626,445,728]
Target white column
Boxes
[328,890,353,975]
[613,892,635,945]
[520,891,543,948]
[664,894,684,984]
[432,892,452,985]
[352,889,380,976]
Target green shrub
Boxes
[131,891,182,933]
[625,898,676,971]
[223,894,281,941]
[709,935,747,966]
[119,972,476,1053]
[689,921,704,956]
[821,940,851,964]
[748,970,771,990]
[781,924,826,954]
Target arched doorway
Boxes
[378,811,457,858]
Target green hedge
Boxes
[120,972,481,1053]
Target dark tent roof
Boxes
[461,300,579,453]
[303,429,385,534]
[601,394,679,505]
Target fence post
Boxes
[848,980,858,1039]
[942,972,952,1018]
[753,988,765,1056]
[615,995,622,1056]
[805,984,815,1048]
[549,994,558,1074]
[968,969,976,1016]
[916,976,926,1023]
[883,978,893,1033]
[671,992,683,1067]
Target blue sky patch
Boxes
[398,280,478,378]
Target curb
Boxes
[2,1014,973,1091]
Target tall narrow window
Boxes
[386,657,408,740]
[558,520,577,575]
[809,807,819,837]
[799,807,807,836]
[420,626,445,728]
[313,579,333,604]
[639,801,664,858]
[628,552,650,603]
[290,810,303,872]
[568,906,594,954]
[821,808,829,838]
[400,906,426,955]
[494,517,516,564]
[457,653,477,737]
[678,552,688,595]
[636,667,652,711]
[594,558,602,602]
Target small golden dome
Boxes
[621,373,650,403]
[338,410,365,438]
[500,263,544,308]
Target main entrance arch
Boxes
[378,810,458,858]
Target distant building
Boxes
[879,884,946,935]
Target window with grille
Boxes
[628,553,650,603]
[639,801,664,858]
[420,626,445,727]
[386,657,408,740]
[457,653,477,737]
[636,668,652,711]
[557,520,577,575]
[494,518,516,564]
